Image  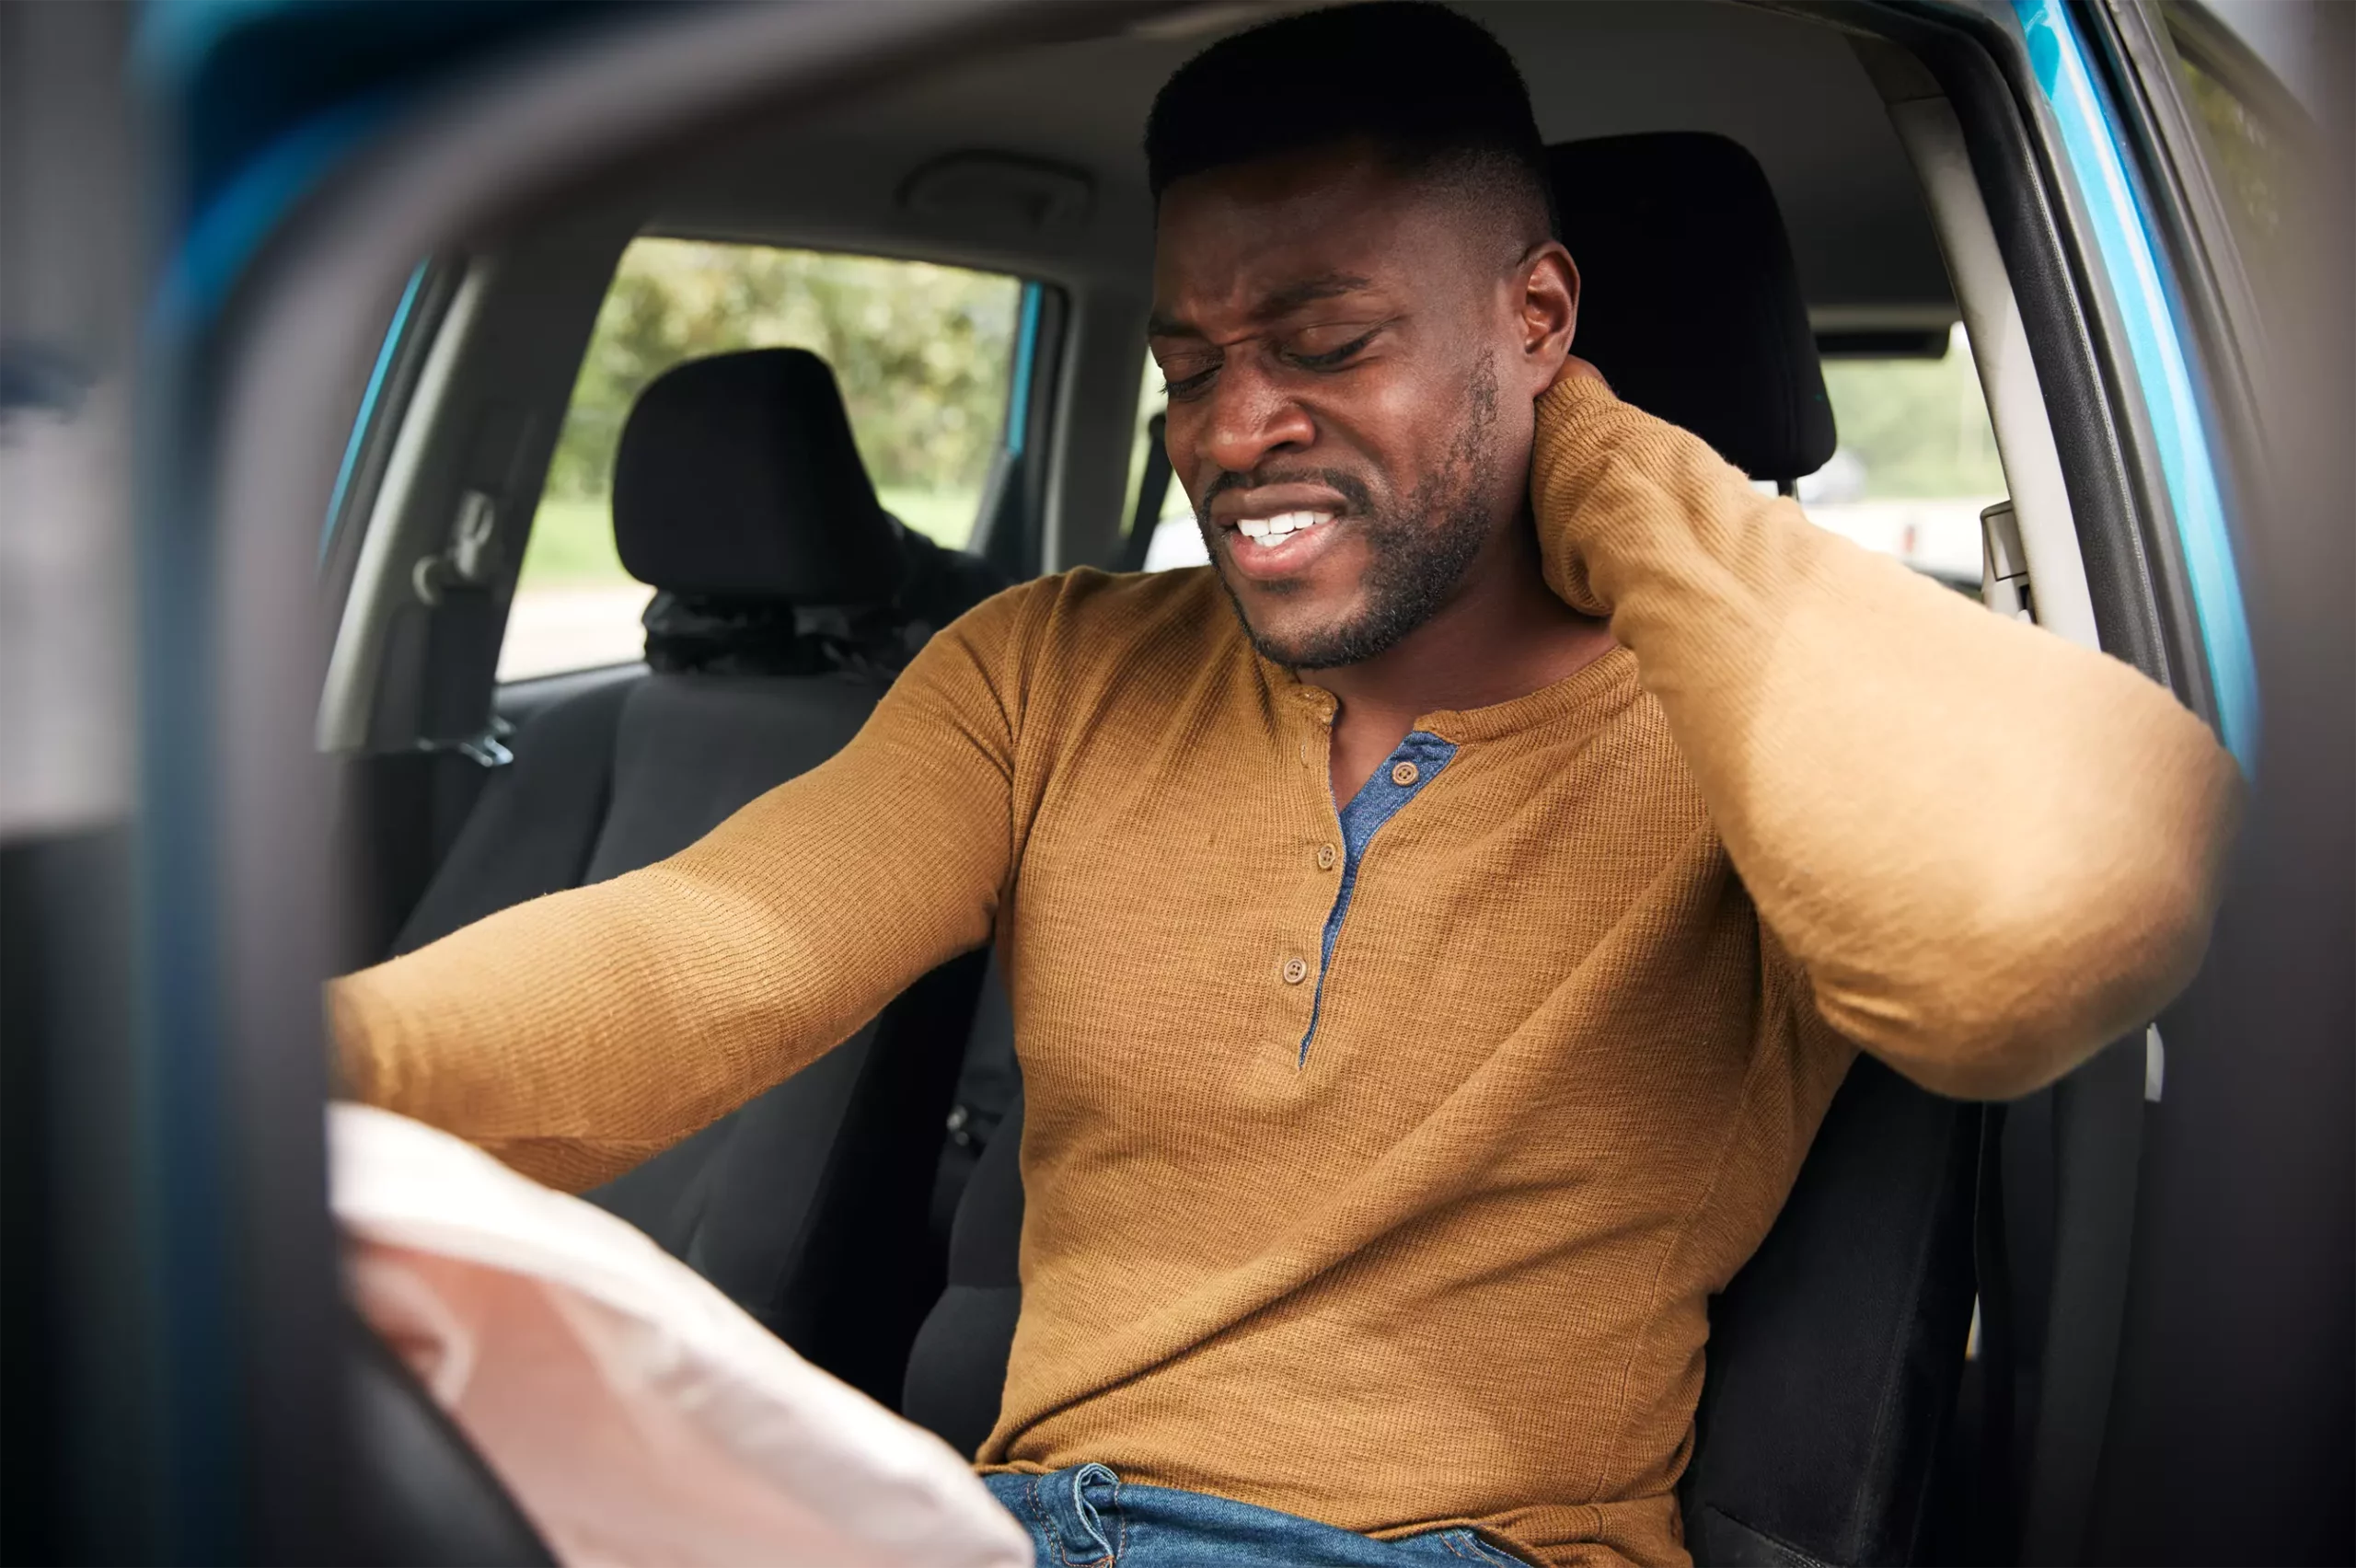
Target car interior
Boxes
[238,2,2314,1563]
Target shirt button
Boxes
[1281,956,1309,985]
[1315,843,1337,870]
[1391,760,1419,786]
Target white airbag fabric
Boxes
[329,1102,1030,1568]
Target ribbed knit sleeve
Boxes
[1530,375,2242,1099]
[328,581,1046,1191]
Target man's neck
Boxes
[1314,518,1614,800]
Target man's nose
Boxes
[1195,361,1314,478]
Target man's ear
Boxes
[1517,242,1579,395]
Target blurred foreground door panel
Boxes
[0,3,161,1564]
[2061,3,2356,1562]
[126,1,1126,1562]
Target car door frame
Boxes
[1827,10,2194,1560]
[2029,2,2354,1559]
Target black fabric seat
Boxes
[904,1090,1026,1459]
[901,133,1981,1567]
[394,346,1004,1401]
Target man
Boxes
[330,6,2241,1564]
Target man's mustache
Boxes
[1194,466,1377,525]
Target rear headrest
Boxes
[1549,133,1835,483]
[613,348,907,603]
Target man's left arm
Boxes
[1530,373,2243,1100]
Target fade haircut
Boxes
[1144,2,1555,246]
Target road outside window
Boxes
[500,238,1022,681]
[1128,324,2005,589]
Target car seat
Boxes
[902,133,1982,1567]
[390,346,1007,1401]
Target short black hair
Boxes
[1144,2,1553,240]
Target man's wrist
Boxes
[1532,373,1634,491]
[1529,375,1644,617]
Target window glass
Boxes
[1126,325,2004,588]
[2174,48,2285,259]
[2168,33,2305,339]
[1806,323,2005,589]
[500,238,1023,681]
[1126,357,1207,572]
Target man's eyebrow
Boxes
[1252,272,1375,321]
[1146,272,1379,341]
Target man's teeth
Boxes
[1235,511,1334,543]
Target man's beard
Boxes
[1200,352,1503,671]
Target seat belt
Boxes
[1118,412,1171,572]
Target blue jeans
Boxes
[984,1464,1530,1568]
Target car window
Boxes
[2174,48,2285,255]
[1127,358,1206,572]
[1126,325,2003,586]
[1807,324,2004,590]
[2165,13,2306,345]
[500,237,1024,681]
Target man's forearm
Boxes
[1530,377,2241,1098]
[330,850,895,1192]
[329,587,1034,1189]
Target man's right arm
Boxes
[329,582,1046,1192]
[1527,373,2240,1100]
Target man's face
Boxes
[1149,144,1541,669]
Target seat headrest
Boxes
[1549,133,1835,483]
[613,348,907,603]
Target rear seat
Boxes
[391,346,1006,1401]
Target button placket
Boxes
[1294,729,1463,1066]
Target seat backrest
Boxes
[903,1087,1025,1458]
[1681,1056,1980,1565]
[898,134,1981,1564]
[394,346,1001,1401]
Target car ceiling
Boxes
[641,0,1955,328]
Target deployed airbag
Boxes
[329,1103,1030,1568]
